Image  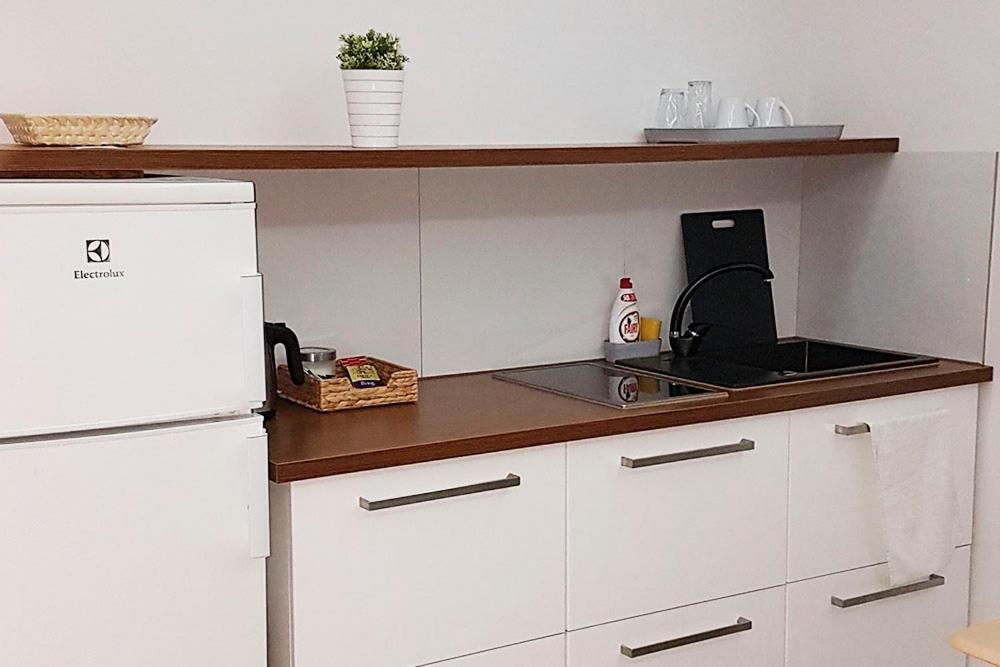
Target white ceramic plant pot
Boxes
[342,69,404,148]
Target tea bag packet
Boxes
[341,356,385,389]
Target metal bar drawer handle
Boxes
[620,617,753,658]
[835,422,871,436]
[359,474,521,511]
[831,574,945,608]
[621,439,755,469]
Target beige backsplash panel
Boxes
[247,155,993,377]
[253,170,422,371]
[250,161,803,377]
[797,153,995,363]
[419,160,803,376]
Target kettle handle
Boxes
[264,322,306,385]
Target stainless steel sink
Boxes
[703,339,933,376]
[617,338,938,389]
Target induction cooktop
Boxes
[493,361,726,409]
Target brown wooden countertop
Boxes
[266,359,991,483]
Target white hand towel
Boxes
[868,409,957,586]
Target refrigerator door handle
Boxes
[241,274,266,406]
[247,432,270,560]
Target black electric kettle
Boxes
[259,322,305,419]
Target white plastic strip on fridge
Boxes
[0,177,255,206]
[241,274,266,406]
[247,432,270,560]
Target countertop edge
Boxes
[269,362,992,483]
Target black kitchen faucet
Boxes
[668,262,774,357]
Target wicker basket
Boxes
[1,114,157,146]
[277,357,418,412]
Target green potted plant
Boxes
[337,30,408,148]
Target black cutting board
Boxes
[681,209,777,351]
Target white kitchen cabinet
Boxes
[567,585,785,667]
[786,546,970,666]
[566,415,788,629]
[422,635,565,666]
[787,386,977,582]
[0,418,267,667]
[271,444,565,667]
[269,382,986,666]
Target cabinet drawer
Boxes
[786,546,970,666]
[289,444,565,667]
[424,634,565,666]
[787,386,976,581]
[567,415,788,629]
[567,585,785,666]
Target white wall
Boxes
[1,1,810,144]
[806,1,1000,151]
[25,0,996,151]
[974,160,1000,627]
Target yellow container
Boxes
[639,317,662,342]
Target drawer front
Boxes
[786,546,970,667]
[787,386,977,581]
[567,415,788,629]
[290,444,565,667]
[567,585,785,667]
[424,634,565,666]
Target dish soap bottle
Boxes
[609,277,640,344]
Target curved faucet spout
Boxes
[669,262,774,357]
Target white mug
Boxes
[755,97,795,127]
[716,97,761,129]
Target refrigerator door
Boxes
[0,416,268,667]
[0,198,265,437]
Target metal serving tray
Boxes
[644,125,844,144]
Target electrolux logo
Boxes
[86,239,111,263]
[74,238,125,281]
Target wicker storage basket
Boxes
[277,357,418,412]
[1,114,157,146]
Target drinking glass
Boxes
[654,88,686,128]
[685,80,713,128]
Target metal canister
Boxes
[300,347,337,377]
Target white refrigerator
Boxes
[0,177,269,666]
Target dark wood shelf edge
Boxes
[268,361,989,483]
[0,138,899,173]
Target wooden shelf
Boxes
[0,138,898,175]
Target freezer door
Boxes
[0,202,265,437]
[0,417,268,667]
